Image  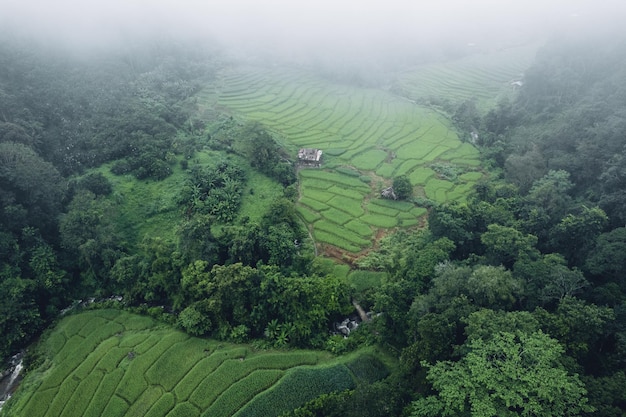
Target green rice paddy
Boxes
[192,47,535,253]
[393,43,539,112]
[4,310,389,417]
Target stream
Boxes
[0,352,24,411]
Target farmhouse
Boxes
[298,148,323,167]
[381,186,397,200]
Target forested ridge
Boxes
[1,32,626,416]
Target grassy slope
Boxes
[93,150,284,250]
[2,310,391,417]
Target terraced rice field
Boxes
[393,43,539,111]
[197,63,492,254]
[6,310,386,417]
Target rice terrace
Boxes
[196,44,533,255]
[5,310,389,417]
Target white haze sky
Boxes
[2,0,626,57]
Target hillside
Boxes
[196,64,489,255]
[2,310,390,417]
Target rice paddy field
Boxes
[393,43,539,112]
[3,310,389,417]
[196,60,498,254]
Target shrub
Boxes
[111,159,132,175]
[77,172,113,196]
[392,175,412,200]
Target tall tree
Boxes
[412,330,592,417]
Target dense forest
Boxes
[1,30,626,416]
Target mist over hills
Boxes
[3,0,626,68]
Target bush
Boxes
[178,304,213,336]
[111,159,131,175]
[392,175,412,200]
[77,172,113,196]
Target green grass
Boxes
[366,203,399,217]
[319,207,354,226]
[360,213,398,228]
[314,220,371,247]
[409,167,435,185]
[239,171,285,223]
[459,171,484,181]
[344,219,374,238]
[296,205,321,223]
[314,230,363,253]
[424,178,455,203]
[301,187,337,203]
[97,160,186,249]
[145,392,176,417]
[326,196,364,218]
[94,150,284,251]
[351,149,388,170]
[327,185,365,200]
[368,198,415,212]
[5,310,390,417]
[299,196,330,212]
[347,270,388,293]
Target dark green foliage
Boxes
[392,175,412,200]
[585,227,626,288]
[345,354,389,384]
[0,141,64,235]
[237,122,296,186]
[583,372,626,417]
[178,159,246,222]
[412,330,592,417]
[534,296,615,365]
[60,190,126,290]
[0,277,43,360]
[282,373,411,417]
[74,172,113,196]
[210,119,296,186]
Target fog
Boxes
[3,0,626,65]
